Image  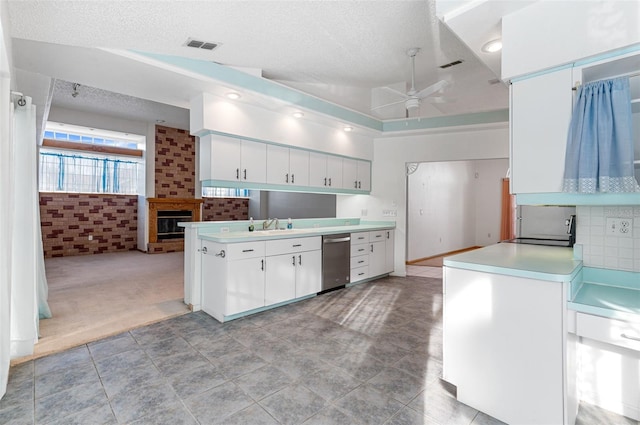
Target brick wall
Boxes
[202,197,249,221]
[40,193,137,258]
[155,125,196,198]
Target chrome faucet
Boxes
[262,218,279,230]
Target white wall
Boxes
[336,124,510,276]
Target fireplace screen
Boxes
[157,210,192,240]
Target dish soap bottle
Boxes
[287,218,293,229]
[248,217,255,232]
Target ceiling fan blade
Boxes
[371,98,407,111]
[416,80,449,99]
[380,86,408,98]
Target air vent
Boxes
[488,78,502,85]
[439,60,463,69]
[184,38,219,51]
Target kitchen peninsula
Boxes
[180,218,395,322]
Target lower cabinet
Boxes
[443,266,576,425]
[226,257,266,315]
[265,250,321,304]
[350,229,394,282]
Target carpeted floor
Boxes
[17,251,189,364]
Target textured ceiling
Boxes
[7,0,510,123]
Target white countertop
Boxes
[443,243,582,282]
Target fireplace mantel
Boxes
[147,198,203,251]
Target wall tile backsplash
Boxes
[576,206,640,272]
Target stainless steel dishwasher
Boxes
[321,233,351,291]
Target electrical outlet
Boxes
[88,235,93,241]
[606,218,633,237]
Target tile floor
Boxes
[1,274,637,425]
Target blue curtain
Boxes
[563,76,639,193]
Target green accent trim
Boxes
[132,50,383,131]
[130,50,508,132]
[583,267,640,291]
[516,193,640,206]
[200,179,370,195]
[382,109,509,132]
[510,43,640,83]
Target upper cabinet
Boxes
[266,145,310,186]
[510,68,573,194]
[343,159,371,192]
[200,135,266,184]
[309,152,344,189]
[200,134,371,194]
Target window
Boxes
[202,187,250,198]
[39,124,144,195]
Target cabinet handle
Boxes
[387,231,389,239]
[324,177,327,186]
[358,260,364,264]
[292,244,302,247]
[370,245,374,252]
[298,255,302,265]
[375,234,382,238]
[292,256,296,266]
[291,174,294,184]
[261,259,264,271]
[236,168,240,180]
[201,246,208,254]
[359,181,361,189]
[358,272,365,276]
[242,249,254,253]
[354,180,358,189]
[215,250,225,258]
[358,248,365,252]
[286,173,289,183]
[328,177,332,186]
[243,169,247,180]
[621,333,640,342]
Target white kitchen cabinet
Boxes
[201,135,266,183]
[201,240,266,321]
[384,229,394,274]
[368,231,386,278]
[309,152,343,189]
[350,231,370,283]
[343,159,371,192]
[510,67,573,194]
[443,266,575,425]
[266,145,310,186]
[265,237,321,304]
[576,313,640,420]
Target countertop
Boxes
[443,242,582,282]
[198,222,395,243]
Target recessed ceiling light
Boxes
[482,39,503,53]
[226,92,241,100]
[292,111,304,118]
[343,126,353,132]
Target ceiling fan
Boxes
[372,47,449,116]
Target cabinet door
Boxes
[226,257,265,315]
[369,241,386,277]
[265,253,296,305]
[289,149,309,186]
[342,158,358,190]
[266,145,290,185]
[510,68,573,194]
[308,152,327,188]
[240,140,267,183]
[295,250,322,298]
[211,136,242,181]
[385,230,394,274]
[357,160,371,192]
[326,156,343,189]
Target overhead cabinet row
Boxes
[199,134,371,193]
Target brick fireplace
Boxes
[147,198,203,253]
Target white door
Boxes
[266,145,290,185]
[289,149,309,186]
[226,257,265,315]
[295,250,322,298]
[384,230,394,274]
[240,140,267,183]
[326,156,343,189]
[265,253,296,305]
[369,241,386,277]
[357,160,371,192]
[342,158,358,190]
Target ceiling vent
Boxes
[184,38,219,51]
[439,60,463,69]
